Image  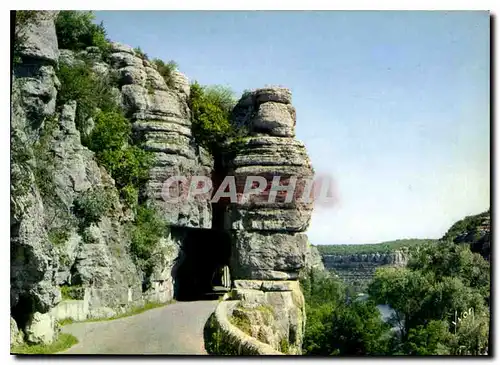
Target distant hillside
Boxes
[316,238,434,255]
[442,209,491,260]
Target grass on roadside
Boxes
[10,333,78,355]
[57,300,175,326]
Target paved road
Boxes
[59,300,218,355]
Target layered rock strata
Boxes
[321,250,408,289]
[107,42,213,229]
[225,88,314,281]
[219,88,314,353]
[11,12,316,352]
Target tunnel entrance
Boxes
[173,228,232,301]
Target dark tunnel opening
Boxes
[173,228,232,301]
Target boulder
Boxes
[252,102,296,137]
[10,317,24,346]
[17,11,59,64]
[230,232,308,280]
[25,312,57,345]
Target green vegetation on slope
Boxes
[11,333,78,355]
[442,209,490,260]
[301,238,490,355]
[53,11,168,280]
[316,238,434,255]
[87,110,154,209]
[127,205,170,278]
[188,82,247,155]
[300,269,390,355]
[368,241,490,355]
[55,11,110,55]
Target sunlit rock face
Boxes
[321,251,409,290]
[107,42,213,229]
[223,87,314,281]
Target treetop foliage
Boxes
[316,239,433,255]
[189,81,246,155]
[55,11,110,53]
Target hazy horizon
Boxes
[93,11,490,245]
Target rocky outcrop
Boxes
[11,10,62,345]
[304,242,325,272]
[229,280,305,354]
[11,12,315,352]
[10,317,24,347]
[321,250,408,289]
[218,88,312,353]
[225,88,314,281]
[442,209,491,261]
[12,13,148,345]
[107,42,213,229]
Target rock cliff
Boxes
[11,12,314,352]
[216,88,314,353]
[321,251,409,290]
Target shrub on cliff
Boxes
[151,58,177,88]
[88,111,154,208]
[55,11,110,54]
[73,186,116,228]
[128,205,169,277]
[133,46,148,60]
[189,81,245,155]
[56,62,120,134]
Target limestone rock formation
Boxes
[12,13,146,344]
[11,11,63,345]
[321,250,409,289]
[11,12,315,353]
[231,280,305,354]
[10,317,24,346]
[217,88,313,353]
[304,242,326,272]
[225,88,314,281]
[106,43,213,229]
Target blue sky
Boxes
[94,11,490,245]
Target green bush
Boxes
[55,11,110,53]
[133,46,148,60]
[60,285,84,300]
[56,62,120,134]
[11,333,78,354]
[152,58,178,88]
[300,269,390,355]
[48,227,70,246]
[128,206,168,276]
[87,111,154,208]
[367,242,490,355]
[73,187,115,227]
[87,110,131,151]
[189,81,245,155]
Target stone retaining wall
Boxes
[207,298,282,355]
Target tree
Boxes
[55,11,109,52]
[328,300,391,355]
[402,320,453,355]
[368,241,490,355]
[188,81,244,155]
[301,270,390,355]
[368,267,433,339]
